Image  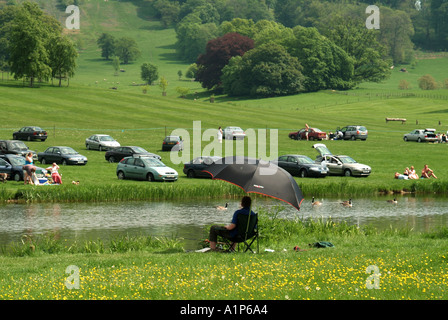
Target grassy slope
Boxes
[1,0,448,201]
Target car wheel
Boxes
[27,136,31,141]
[309,136,314,141]
[404,136,408,142]
[417,138,422,143]
[86,144,90,150]
[117,171,125,180]
[299,169,307,178]
[187,170,196,178]
[147,173,155,182]
[351,136,356,141]
[344,169,352,177]
[99,145,103,151]
[109,156,115,163]
[13,135,17,140]
[41,158,47,165]
[13,172,21,182]
[62,160,67,165]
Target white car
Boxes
[223,126,245,140]
[85,134,120,151]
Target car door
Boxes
[276,156,291,173]
[133,158,147,180]
[287,156,300,175]
[327,156,344,175]
[408,130,418,141]
[0,158,11,175]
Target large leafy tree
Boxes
[8,2,63,87]
[48,35,78,87]
[115,37,141,64]
[322,16,391,84]
[221,42,305,97]
[196,32,254,90]
[286,26,355,92]
[97,33,116,60]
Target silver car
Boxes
[403,129,437,143]
[85,134,120,151]
[223,126,245,140]
[312,143,371,177]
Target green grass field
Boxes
[1,1,448,203]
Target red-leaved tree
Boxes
[196,32,254,90]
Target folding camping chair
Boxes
[223,212,259,253]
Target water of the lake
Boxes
[1,195,448,250]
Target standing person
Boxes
[208,196,256,251]
[46,163,63,184]
[217,126,223,143]
[23,152,35,185]
[305,123,309,141]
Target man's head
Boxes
[241,196,251,208]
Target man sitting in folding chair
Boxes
[208,196,258,253]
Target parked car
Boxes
[288,128,326,141]
[116,155,178,182]
[312,143,371,177]
[274,155,329,178]
[85,134,120,151]
[403,129,437,143]
[0,154,46,181]
[183,156,222,178]
[0,140,37,160]
[13,126,47,141]
[38,146,88,165]
[105,146,161,163]
[223,126,245,140]
[338,125,368,141]
[162,136,183,151]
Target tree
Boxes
[115,37,141,64]
[175,12,218,62]
[196,32,254,90]
[221,43,305,97]
[112,56,120,76]
[141,63,158,85]
[8,2,61,87]
[322,16,391,84]
[286,26,355,92]
[159,76,168,96]
[97,33,116,60]
[47,35,78,87]
[185,63,198,79]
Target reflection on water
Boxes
[1,195,448,249]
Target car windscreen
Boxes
[132,147,148,153]
[297,157,314,164]
[312,128,322,132]
[8,156,26,166]
[338,156,357,164]
[142,158,165,167]
[60,147,77,154]
[99,136,114,141]
[9,141,28,151]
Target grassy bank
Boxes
[3,177,448,204]
[1,209,448,300]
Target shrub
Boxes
[418,74,438,90]
[398,79,411,90]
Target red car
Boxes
[288,128,327,141]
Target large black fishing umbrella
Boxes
[203,156,304,210]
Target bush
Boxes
[398,79,411,90]
[418,74,438,90]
